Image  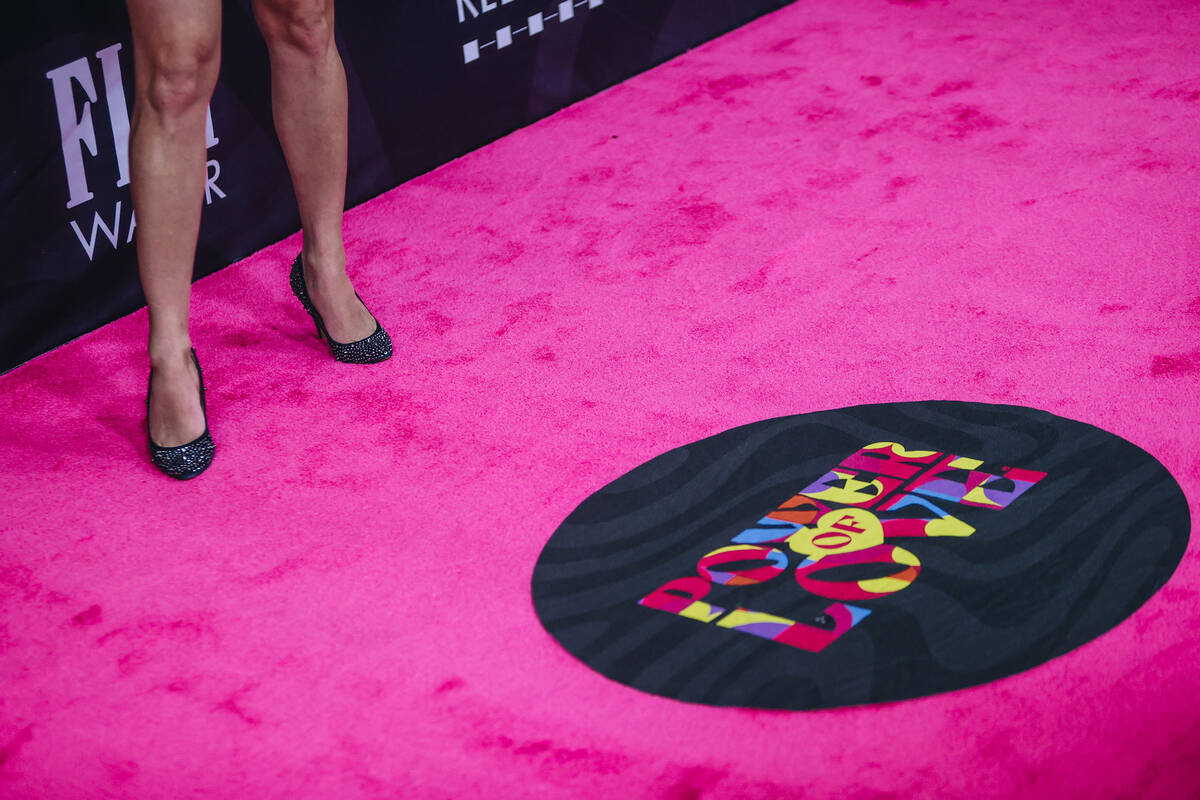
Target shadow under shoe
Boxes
[289,255,392,364]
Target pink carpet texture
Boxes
[3,1,1199,797]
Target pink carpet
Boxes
[3,0,1199,797]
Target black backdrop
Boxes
[0,0,789,373]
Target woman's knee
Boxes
[255,0,335,60]
[141,37,220,119]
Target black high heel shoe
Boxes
[289,255,392,364]
[147,348,214,480]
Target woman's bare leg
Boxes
[127,0,221,446]
[253,0,375,344]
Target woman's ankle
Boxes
[301,241,347,280]
[148,336,193,370]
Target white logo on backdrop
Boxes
[45,43,227,261]
[458,0,603,64]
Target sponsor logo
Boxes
[45,44,226,261]
[457,0,604,64]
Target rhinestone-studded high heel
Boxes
[147,348,214,480]
[289,254,392,364]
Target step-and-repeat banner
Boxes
[0,0,788,373]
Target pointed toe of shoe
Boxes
[328,322,393,364]
[149,430,215,480]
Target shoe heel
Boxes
[290,252,392,364]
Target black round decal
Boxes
[532,402,1190,709]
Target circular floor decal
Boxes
[532,401,1190,709]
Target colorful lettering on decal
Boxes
[697,545,788,586]
[637,441,1046,654]
[731,496,831,544]
[798,468,904,508]
[787,508,884,557]
[794,544,921,601]
[875,493,975,538]
[639,577,725,622]
[717,603,872,653]
[838,442,944,479]
[772,603,872,652]
[638,573,872,653]
[907,456,1046,509]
